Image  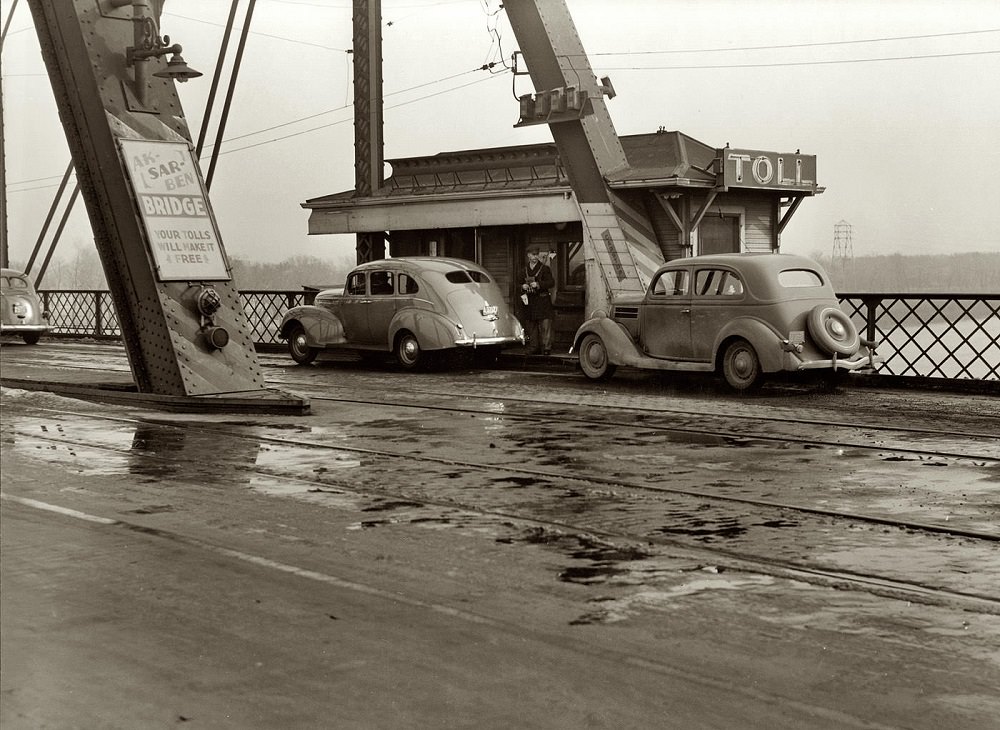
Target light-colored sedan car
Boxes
[1,268,50,345]
[280,257,524,369]
[572,253,880,391]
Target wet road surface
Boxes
[2,340,999,728]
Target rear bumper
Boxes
[796,352,883,372]
[1,324,50,335]
[455,335,525,347]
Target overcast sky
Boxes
[3,0,1000,269]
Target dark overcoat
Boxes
[522,261,555,320]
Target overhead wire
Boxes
[6,22,998,186]
[211,72,504,157]
[598,48,1000,72]
[586,27,1000,58]
[7,66,500,190]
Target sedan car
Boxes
[572,253,880,391]
[279,257,524,369]
[1,268,50,345]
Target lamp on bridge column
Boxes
[117,0,202,107]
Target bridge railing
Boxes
[36,289,1000,382]
[838,294,999,381]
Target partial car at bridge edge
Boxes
[1,268,50,345]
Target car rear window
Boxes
[3,276,28,289]
[778,269,824,288]
[445,270,491,284]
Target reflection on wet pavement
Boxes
[3,384,998,631]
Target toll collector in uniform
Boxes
[521,245,555,355]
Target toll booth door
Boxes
[699,215,741,255]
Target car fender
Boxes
[573,317,645,367]
[714,318,785,372]
[279,305,346,347]
[389,309,459,351]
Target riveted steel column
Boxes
[504,0,664,312]
[27,0,267,397]
[352,0,384,264]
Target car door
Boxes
[365,269,397,347]
[338,271,370,343]
[639,267,693,359]
[690,267,746,361]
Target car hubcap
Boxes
[402,339,418,362]
[732,349,754,379]
[585,342,605,369]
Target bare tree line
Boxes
[811,252,1000,293]
[16,246,1000,294]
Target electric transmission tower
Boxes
[832,220,854,263]
[831,220,854,288]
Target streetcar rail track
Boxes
[294,390,1000,463]
[11,404,999,542]
[268,378,1000,444]
[6,404,999,615]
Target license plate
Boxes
[480,305,498,317]
[12,303,26,316]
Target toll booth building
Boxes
[302,130,820,348]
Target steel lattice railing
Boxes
[838,294,999,380]
[33,289,1000,382]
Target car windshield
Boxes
[778,269,824,287]
[445,270,491,284]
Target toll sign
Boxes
[119,139,230,281]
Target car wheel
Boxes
[578,333,616,381]
[722,338,763,392]
[395,331,423,370]
[287,324,317,365]
[22,333,41,345]
[807,305,859,356]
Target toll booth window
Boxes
[398,273,420,295]
[370,271,394,295]
[651,270,688,296]
[778,269,824,288]
[695,269,744,297]
[346,272,366,296]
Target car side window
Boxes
[370,271,394,296]
[346,272,366,296]
[398,274,420,295]
[651,270,688,297]
[695,269,744,297]
[720,272,744,296]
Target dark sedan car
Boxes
[1,268,50,345]
[572,253,880,391]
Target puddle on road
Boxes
[570,573,777,625]
[247,475,363,510]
